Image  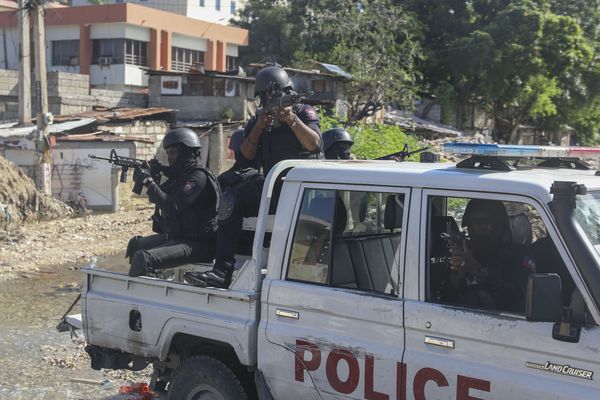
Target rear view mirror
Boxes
[526,273,562,322]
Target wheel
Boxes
[167,355,248,400]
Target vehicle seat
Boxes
[508,212,532,245]
[330,194,402,295]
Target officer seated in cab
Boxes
[190,66,323,289]
[444,199,536,312]
[323,128,355,160]
[126,128,220,277]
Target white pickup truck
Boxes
[74,144,600,399]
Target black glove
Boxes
[148,159,163,182]
[133,166,152,186]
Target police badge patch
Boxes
[182,181,195,194]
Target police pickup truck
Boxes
[72,143,600,399]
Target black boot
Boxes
[185,262,233,289]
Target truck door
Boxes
[259,185,410,399]
[401,191,600,399]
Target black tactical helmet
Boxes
[163,128,202,150]
[254,66,294,97]
[323,128,354,152]
[461,199,508,230]
[228,129,245,152]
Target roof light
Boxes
[444,143,600,158]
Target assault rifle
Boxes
[260,82,313,132]
[376,144,430,161]
[89,149,159,195]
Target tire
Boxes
[167,355,248,400]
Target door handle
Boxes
[424,335,455,349]
[276,309,299,319]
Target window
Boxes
[230,0,236,14]
[171,47,204,72]
[125,39,148,66]
[287,188,405,296]
[92,39,124,65]
[51,40,79,66]
[92,39,147,66]
[226,55,237,71]
[426,195,575,314]
[215,0,220,11]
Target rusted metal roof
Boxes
[56,132,155,143]
[52,107,175,124]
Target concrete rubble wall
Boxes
[0,70,148,119]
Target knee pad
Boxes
[218,190,237,225]
[128,250,150,277]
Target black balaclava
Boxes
[325,142,352,160]
[163,145,201,179]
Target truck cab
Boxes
[75,144,600,399]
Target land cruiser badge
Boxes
[526,361,593,380]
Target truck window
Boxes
[427,195,575,313]
[287,188,405,296]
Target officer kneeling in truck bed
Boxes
[126,128,220,277]
[444,199,536,312]
[189,66,323,289]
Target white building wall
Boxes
[172,33,207,52]
[226,43,238,57]
[124,64,148,87]
[70,0,247,23]
[0,28,20,70]
[90,23,150,42]
[90,64,125,88]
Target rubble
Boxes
[0,155,72,227]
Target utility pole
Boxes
[33,1,51,195]
[18,0,31,125]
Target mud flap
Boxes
[255,369,275,400]
[85,345,149,371]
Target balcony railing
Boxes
[125,54,147,67]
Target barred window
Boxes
[171,47,204,72]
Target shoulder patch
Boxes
[301,105,318,120]
[182,180,196,194]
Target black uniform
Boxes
[443,242,536,312]
[214,104,322,270]
[127,161,219,277]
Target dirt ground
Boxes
[0,209,164,399]
[0,207,154,282]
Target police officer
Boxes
[323,128,354,160]
[216,128,259,189]
[445,199,535,312]
[190,66,322,288]
[126,128,220,277]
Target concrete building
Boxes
[0,2,248,90]
[70,0,246,24]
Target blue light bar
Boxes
[444,143,600,158]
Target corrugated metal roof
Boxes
[53,107,174,124]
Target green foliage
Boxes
[233,1,304,66]
[406,0,599,143]
[319,112,422,161]
[234,0,422,115]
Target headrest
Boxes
[384,195,403,230]
[334,197,347,235]
[508,212,532,245]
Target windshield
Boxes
[575,191,600,256]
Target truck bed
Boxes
[81,266,260,366]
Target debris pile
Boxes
[0,155,72,227]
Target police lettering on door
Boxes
[295,339,491,399]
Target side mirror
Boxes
[526,273,562,322]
